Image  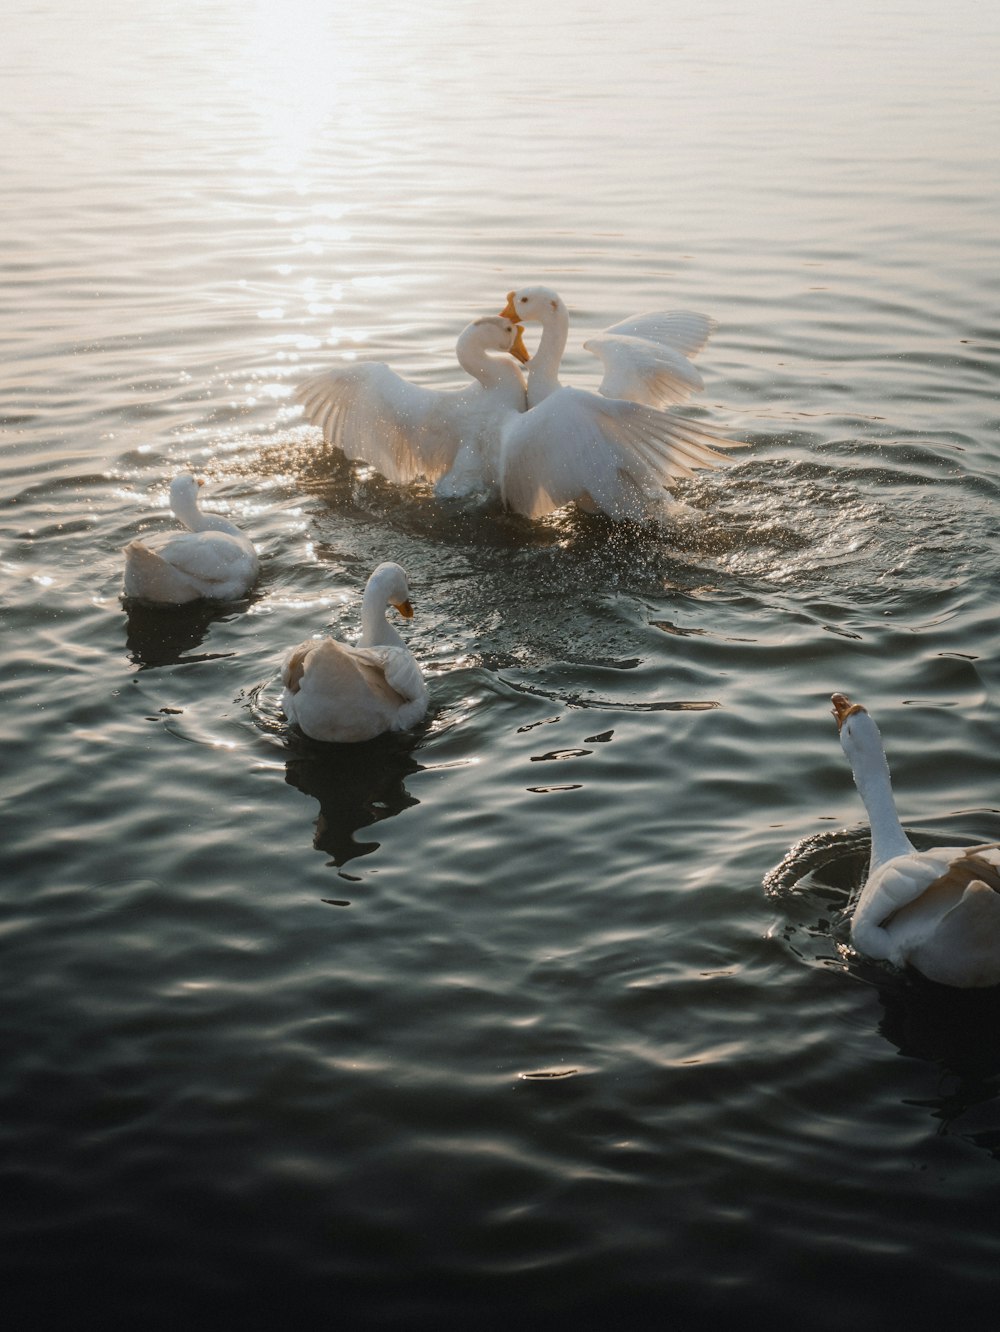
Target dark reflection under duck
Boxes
[282,730,423,870]
[122,599,241,669]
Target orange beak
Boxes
[509,325,530,364]
[499,291,518,320]
[393,599,414,619]
[831,692,865,730]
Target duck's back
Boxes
[282,638,423,743]
[123,536,207,602]
[124,528,256,602]
[858,845,1000,986]
[908,877,1000,987]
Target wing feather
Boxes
[584,311,729,413]
[585,333,705,408]
[499,387,735,521]
[296,364,466,484]
[603,311,716,358]
[152,531,254,585]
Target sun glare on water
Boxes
[237,0,437,178]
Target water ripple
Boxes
[5,1,1000,1322]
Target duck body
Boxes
[123,475,259,604]
[296,317,528,498]
[832,692,1000,987]
[495,384,729,522]
[281,562,427,744]
[496,285,737,521]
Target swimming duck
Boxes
[832,692,1000,987]
[123,474,259,603]
[493,285,737,520]
[281,562,428,743]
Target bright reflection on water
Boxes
[3,0,1000,1325]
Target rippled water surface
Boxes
[4,1,1000,1326]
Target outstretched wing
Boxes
[585,311,717,408]
[498,386,733,521]
[297,364,464,484]
[604,310,716,358]
[584,333,706,409]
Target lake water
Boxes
[3,0,1000,1326]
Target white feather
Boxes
[583,333,705,409]
[123,475,259,604]
[281,562,428,744]
[499,387,729,521]
[494,284,739,520]
[296,317,527,495]
[832,692,1000,987]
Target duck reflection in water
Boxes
[123,600,237,669]
[766,829,1000,1160]
[283,730,423,868]
[871,966,1000,1162]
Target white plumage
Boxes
[296,316,528,499]
[832,692,1000,987]
[493,285,739,521]
[123,474,259,604]
[281,562,428,744]
[500,287,716,411]
[297,292,739,523]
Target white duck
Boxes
[492,286,738,521]
[832,692,1000,987]
[296,316,529,498]
[281,562,428,743]
[500,285,717,410]
[123,474,259,603]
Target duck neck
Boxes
[456,336,524,397]
[526,300,569,407]
[848,730,914,871]
[170,487,204,533]
[360,576,404,649]
[172,486,240,537]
